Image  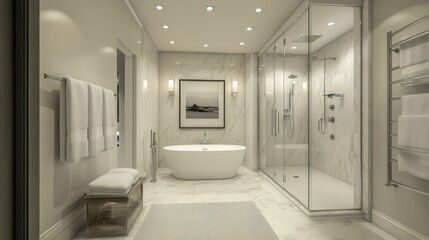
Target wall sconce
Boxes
[231,80,238,97]
[168,79,175,96]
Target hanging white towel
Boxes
[103,88,116,150]
[401,93,429,115]
[399,32,429,67]
[65,76,89,163]
[397,115,429,180]
[400,61,429,79]
[60,80,66,162]
[397,151,429,181]
[88,84,105,157]
[398,115,429,150]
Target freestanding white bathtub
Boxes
[163,145,246,180]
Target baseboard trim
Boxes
[372,209,428,240]
[39,205,86,240]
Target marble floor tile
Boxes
[74,167,396,240]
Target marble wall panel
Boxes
[158,52,246,167]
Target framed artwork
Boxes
[179,79,225,129]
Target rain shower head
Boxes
[293,34,322,43]
[288,74,298,79]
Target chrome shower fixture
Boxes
[323,93,344,98]
[288,74,298,79]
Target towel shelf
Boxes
[386,15,429,194]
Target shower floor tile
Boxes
[73,167,396,240]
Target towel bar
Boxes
[44,73,117,97]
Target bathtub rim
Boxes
[163,144,246,152]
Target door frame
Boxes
[14,0,40,239]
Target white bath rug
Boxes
[134,201,279,240]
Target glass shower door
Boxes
[281,10,310,207]
[273,37,284,186]
[308,5,361,210]
[259,47,276,178]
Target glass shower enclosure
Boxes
[258,4,361,212]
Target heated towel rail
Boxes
[386,15,429,195]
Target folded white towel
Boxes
[109,168,141,183]
[399,32,429,68]
[401,61,429,79]
[60,80,66,162]
[398,151,429,181]
[401,93,429,115]
[398,115,429,149]
[397,115,429,180]
[103,88,116,150]
[88,84,105,157]
[65,76,89,163]
[87,172,134,196]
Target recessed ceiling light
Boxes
[240,42,245,46]
[162,25,169,29]
[255,8,263,13]
[175,61,180,64]
[136,41,142,44]
[203,43,208,47]
[246,27,254,31]
[170,40,175,44]
[156,5,163,10]
[206,6,215,12]
[328,22,335,26]
[291,46,297,49]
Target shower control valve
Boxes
[329,104,335,110]
[328,116,335,123]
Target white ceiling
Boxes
[129,0,303,53]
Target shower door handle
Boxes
[271,109,275,136]
[273,109,278,137]
[277,110,280,135]
[318,118,320,132]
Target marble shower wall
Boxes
[158,52,246,167]
[283,55,309,166]
[310,30,361,207]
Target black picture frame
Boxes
[179,79,225,129]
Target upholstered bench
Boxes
[81,169,144,238]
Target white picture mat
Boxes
[180,80,225,128]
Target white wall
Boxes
[39,0,158,239]
[371,0,429,238]
[158,52,246,167]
